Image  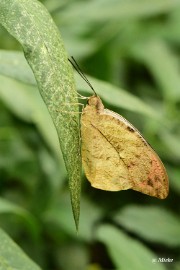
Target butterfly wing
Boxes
[81,105,168,199]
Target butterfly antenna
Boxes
[68,56,97,96]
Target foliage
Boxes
[0,0,180,269]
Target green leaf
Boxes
[114,205,180,247]
[96,224,165,270]
[0,75,35,122]
[0,74,64,164]
[0,49,159,118]
[44,192,102,241]
[0,0,81,229]
[0,50,36,85]
[60,0,180,23]
[130,39,180,101]
[159,129,180,160]
[0,228,41,270]
[167,166,180,193]
[0,197,39,241]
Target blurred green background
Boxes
[0,0,180,269]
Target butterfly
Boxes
[69,57,169,199]
[81,95,168,199]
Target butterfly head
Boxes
[87,95,104,112]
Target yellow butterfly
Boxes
[81,95,168,199]
[69,57,169,199]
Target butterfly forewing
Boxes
[81,96,168,199]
